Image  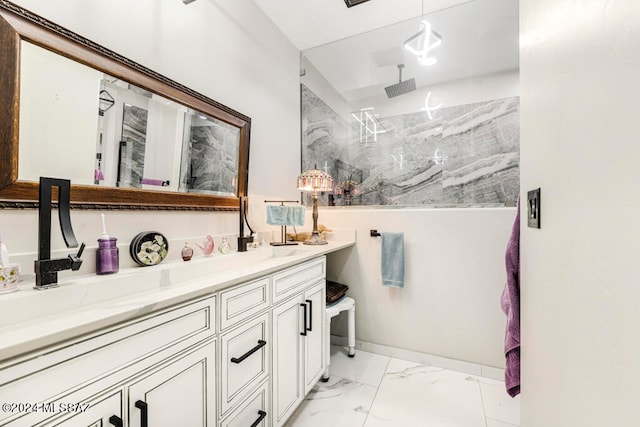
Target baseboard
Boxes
[330,335,504,381]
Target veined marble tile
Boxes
[301,85,348,177]
[301,84,519,207]
[285,375,377,427]
[365,358,486,427]
[327,345,390,387]
[188,121,239,194]
[120,104,148,189]
[441,97,520,204]
[479,377,521,425]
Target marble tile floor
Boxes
[285,345,520,427]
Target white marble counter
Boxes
[0,237,355,362]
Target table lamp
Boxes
[296,168,334,245]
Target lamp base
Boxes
[303,232,328,245]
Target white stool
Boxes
[322,296,355,381]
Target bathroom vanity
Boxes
[0,239,354,426]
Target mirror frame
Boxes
[0,1,250,210]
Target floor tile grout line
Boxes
[477,376,489,427]
[361,354,392,427]
[478,377,521,427]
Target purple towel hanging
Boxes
[141,178,165,186]
[501,197,520,397]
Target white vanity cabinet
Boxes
[0,254,331,427]
[271,259,326,427]
[0,296,217,427]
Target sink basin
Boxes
[269,247,312,258]
[0,245,316,329]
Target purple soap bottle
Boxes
[96,214,119,275]
[96,237,119,274]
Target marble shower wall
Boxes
[119,103,148,189]
[301,84,520,206]
[179,114,240,195]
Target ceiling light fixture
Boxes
[420,91,443,120]
[351,107,386,146]
[404,1,443,66]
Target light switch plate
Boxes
[527,188,541,228]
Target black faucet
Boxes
[34,177,85,289]
[237,196,254,252]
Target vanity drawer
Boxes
[219,277,270,331]
[220,379,269,427]
[220,313,270,416]
[272,257,326,303]
[0,296,216,426]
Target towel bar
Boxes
[370,229,381,237]
[265,200,301,246]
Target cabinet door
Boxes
[41,390,123,427]
[271,297,304,427]
[303,281,325,395]
[127,339,216,427]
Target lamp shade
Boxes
[296,169,334,192]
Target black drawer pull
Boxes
[109,415,123,427]
[250,410,267,427]
[300,303,307,336]
[306,299,313,331]
[231,340,267,363]
[135,400,148,427]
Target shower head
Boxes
[384,64,416,98]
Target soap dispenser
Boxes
[96,214,119,275]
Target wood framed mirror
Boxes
[0,1,250,210]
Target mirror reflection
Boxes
[19,41,240,197]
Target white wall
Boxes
[322,207,515,368]
[3,0,301,275]
[520,1,640,425]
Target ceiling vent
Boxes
[344,0,371,8]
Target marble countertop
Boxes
[0,237,355,363]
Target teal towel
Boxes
[266,205,305,226]
[381,232,404,288]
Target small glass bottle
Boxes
[218,237,231,254]
[182,243,194,261]
[96,237,119,275]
